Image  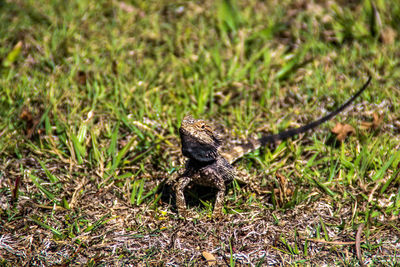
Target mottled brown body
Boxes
[175,157,235,217]
[175,77,371,217]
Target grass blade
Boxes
[29,174,55,201]
[30,216,62,238]
[111,136,136,173]
[380,167,400,194]
[3,41,22,67]
[37,159,58,183]
[217,0,242,34]
[136,179,145,205]
[107,122,119,167]
[69,131,84,164]
[372,150,400,182]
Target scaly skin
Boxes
[175,77,371,217]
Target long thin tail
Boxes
[259,76,371,145]
[222,76,372,164]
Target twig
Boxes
[356,223,365,267]
[299,236,365,245]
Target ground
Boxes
[0,0,400,265]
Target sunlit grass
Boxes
[0,0,399,265]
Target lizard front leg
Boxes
[174,176,191,217]
[213,179,226,217]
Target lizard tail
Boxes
[223,76,371,164]
[259,76,372,146]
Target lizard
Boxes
[174,76,371,217]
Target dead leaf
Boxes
[380,26,397,45]
[112,60,118,75]
[20,107,41,139]
[202,251,216,266]
[331,123,355,141]
[19,107,33,122]
[360,112,383,130]
[76,70,87,85]
[275,172,293,206]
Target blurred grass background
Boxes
[0,0,399,265]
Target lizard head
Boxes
[179,115,221,162]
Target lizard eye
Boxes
[201,125,205,129]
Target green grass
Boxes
[1,0,400,265]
